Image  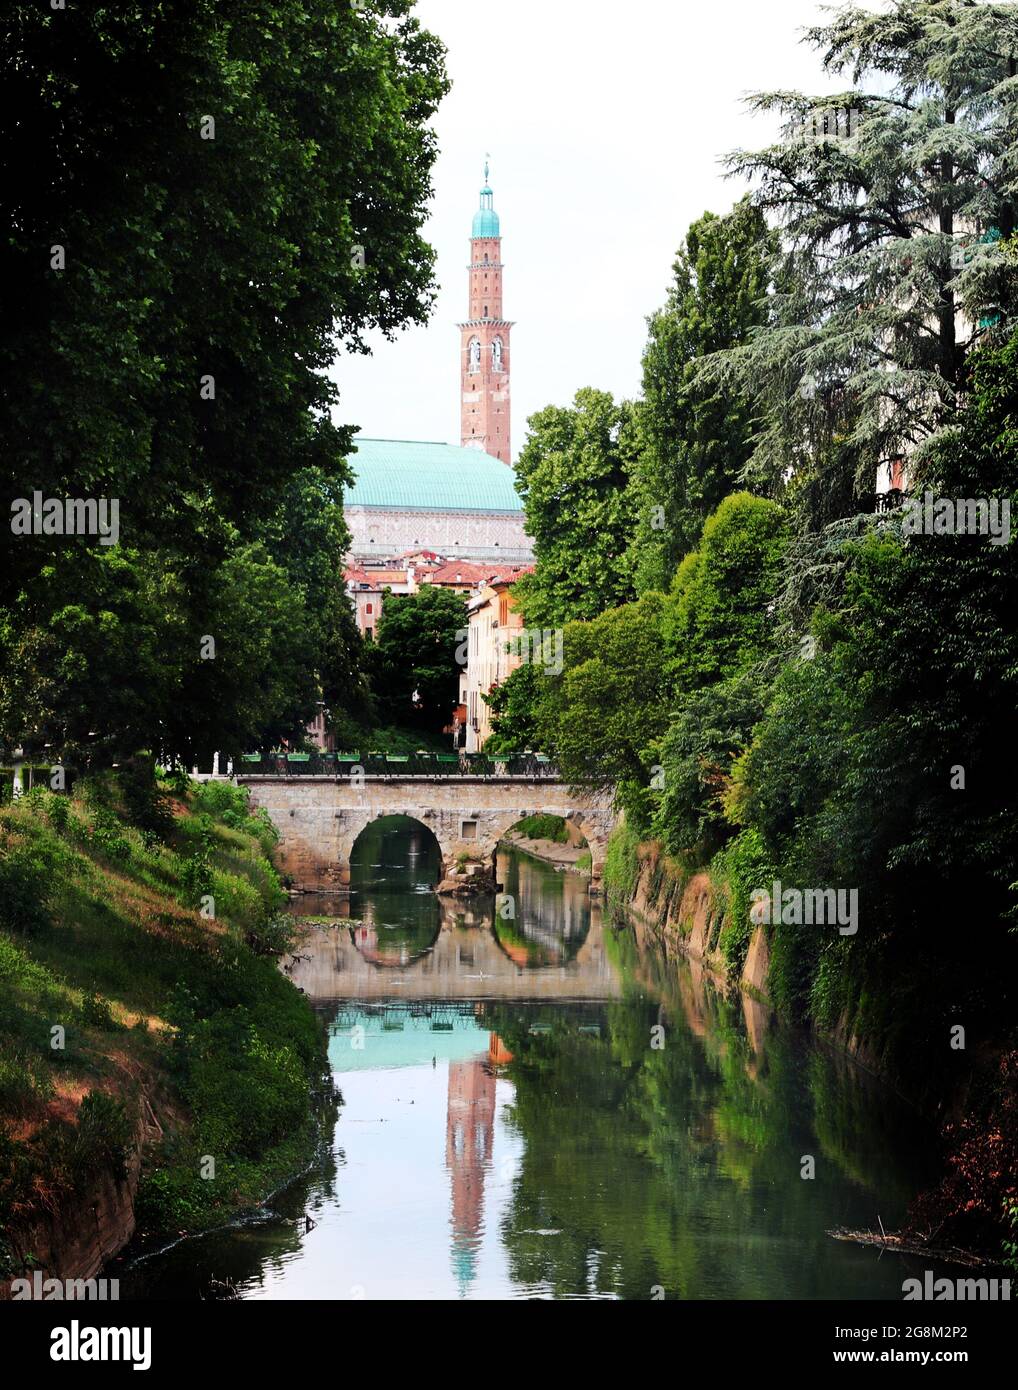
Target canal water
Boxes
[119,816,940,1301]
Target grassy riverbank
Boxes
[0,775,332,1279]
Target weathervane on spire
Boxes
[484,153,490,185]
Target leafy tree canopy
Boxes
[512,388,640,627]
[369,586,466,733]
[663,491,789,692]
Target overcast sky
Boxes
[329,0,852,461]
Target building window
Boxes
[365,603,373,615]
[460,819,478,841]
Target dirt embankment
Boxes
[500,830,590,872]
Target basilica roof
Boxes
[343,438,523,513]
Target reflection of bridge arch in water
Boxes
[290,911,620,1002]
[492,845,592,968]
[290,819,621,1001]
[346,815,443,968]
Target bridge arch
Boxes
[348,812,444,880]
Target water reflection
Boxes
[346,816,442,968]
[115,820,947,1301]
[492,848,590,967]
[289,823,617,1002]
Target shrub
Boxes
[513,813,569,843]
[80,991,123,1031]
[180,820,214,907]
[120,756,175,839]
[72,1092,133,1185]
[46,795,71,832]
[75,805,131,863]
[245,912,297,958]
[603,822,642,908]
[193,781,249,821]
[0,846,52,935]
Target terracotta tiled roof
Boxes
[396,549,444,563]
[344,567,410,587]
[424,561,493,585]
[487,564,534,587]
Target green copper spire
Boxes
[472,156,500,238]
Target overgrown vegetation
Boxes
[511,814,569,844]
[0,773,331,1278]
[504,0,1018,1266]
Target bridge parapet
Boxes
[238,752,560,779]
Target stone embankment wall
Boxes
[611,841,771,999]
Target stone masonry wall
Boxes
[239,776,615,890]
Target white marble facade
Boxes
[345,505,533,564]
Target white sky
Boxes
[329,0,851,462]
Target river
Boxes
[118,815,941,1301]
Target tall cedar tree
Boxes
[701,0,1018,495]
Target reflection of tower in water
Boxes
[445,1056,496,1296]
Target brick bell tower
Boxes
[459,161,513,464]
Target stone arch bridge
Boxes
[237,774,616,890]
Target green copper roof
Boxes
[472,180,500,239]
[344,438,522,513]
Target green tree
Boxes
[482,664,548,754]
[0,0,448,760]
[647,493,788,862]
[369,586,466,732]
[630,198,777,591]
[732,334,1018,1065]
[512,389,640,626]
[663,492,789,692]
[651,671,766,866]
[537,592,669,827]
[704,0,1018,494]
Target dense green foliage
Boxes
[0,776,330,1272]
[630,198,776,590]
[510,814,569,844]
[512,389,639,626]
[535,593,670,826]
[508,5,1018,1126]
[368,585,467,733]
[0,0,448,765]
[704,0,1018,493]
[662,492,789,691]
